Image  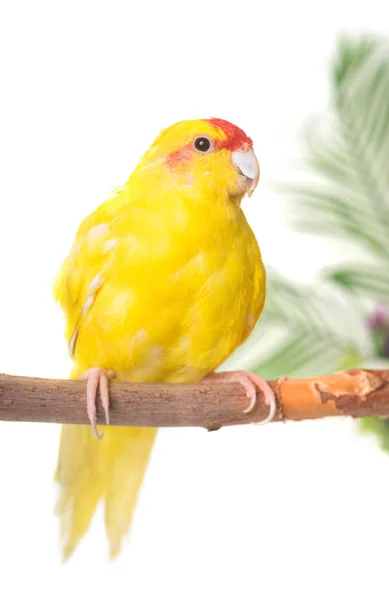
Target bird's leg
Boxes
[201,370,276,425]
[80,368,116,440]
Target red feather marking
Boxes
[166,143,192,169]
[207,118,253,151]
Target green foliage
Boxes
[325,265,389,301]
[285,35,389,264]
[238,35,389,451]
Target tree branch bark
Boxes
[0,369,389,430]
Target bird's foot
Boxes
[80,368,116,440]
[202,370,276,425]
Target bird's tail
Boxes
[55,423,157,561]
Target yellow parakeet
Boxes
[53,118,275,560]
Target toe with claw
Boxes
[80,368,116,440]
[202,370,277,425]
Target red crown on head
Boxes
[207,118,253,151]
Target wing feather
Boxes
[53,204,119,355]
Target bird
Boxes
[53,117,276,560]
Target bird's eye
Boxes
[193,136,212,154]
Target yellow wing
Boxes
[53,198,121,357]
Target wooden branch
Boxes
[1,369,389,430]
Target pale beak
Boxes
[231,148,260,197]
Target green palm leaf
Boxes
[284,36,389,265]
[326,263,389,302]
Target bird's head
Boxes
[130,118,260,203]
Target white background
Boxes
[0,1,388,598]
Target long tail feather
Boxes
[55,424,157,560]
[104,427,157,559]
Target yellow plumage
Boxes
[54,118,266,559]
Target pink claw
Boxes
[80,368,116,439]
[202,370,276,425]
